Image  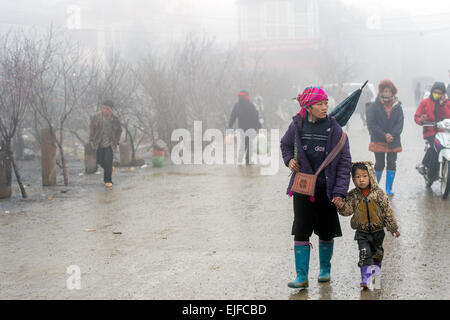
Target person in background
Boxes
[415,82,422,107]
[447,70,450,98]
[228,90,262,165]
[367,79,404,196]
[415,82,450,186]
[358,86,374,127]
[89,100,122,187]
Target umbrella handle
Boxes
[360,80,368,90]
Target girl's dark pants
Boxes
[292,187,342,242]
[97,146,113,183]
[355,230,385,267]
[374,152,397,171]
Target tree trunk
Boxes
[33,110,41,147]
[84,143,97,173]
[119,139,132,166]
[124,126,136,162]
[41,128,57,186]
[57,129,69,186]
[9,150,27,199]
[3,140,27,198]
[0,147,12,199]
[14,126,25,161]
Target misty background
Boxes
[1,0,449,96]
[1,0,450,192]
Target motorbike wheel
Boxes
[442,160,450,200]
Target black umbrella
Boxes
[329,80,368,127]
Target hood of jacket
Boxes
[378,79,398,96]
[431,81,446,94]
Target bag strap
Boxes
[314,131,347,177]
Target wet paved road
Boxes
[1,107,449,299]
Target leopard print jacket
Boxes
[338,161,399,234]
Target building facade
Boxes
[237,0,320,51]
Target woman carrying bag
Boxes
[280,86,352,289]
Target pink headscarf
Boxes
[296,86,328,118]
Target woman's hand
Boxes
[332,197,345,209]
[288,159,300,173]
[420,114,428,123]
[392,231,400,238]
[385,133,394,143]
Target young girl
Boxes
[367,79,404,196]
[336,161,400,288]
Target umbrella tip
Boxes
[361,80,368,89]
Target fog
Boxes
[1,0,449,159]
[1,1,450,301]
[1,1,449,94]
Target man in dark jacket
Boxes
[358,86,374,127]
[228,91,262,164]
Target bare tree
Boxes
[135,51,187,151]
[30,30,94,186]
[0,31,36,198]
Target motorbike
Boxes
[418,119,450,199]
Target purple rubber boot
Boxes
[360,265,371,288]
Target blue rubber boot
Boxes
[318,241,333,282]
[288,244,310,289]
[386,170,396,196]
[375,170,383,184]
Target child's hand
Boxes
[392,231,400,238]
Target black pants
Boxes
[422,136,439,181]
[292,188,342,241]
[97,146,113,183]
[355,230,385,267]
[374,152,397,171]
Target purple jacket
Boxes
[280,115,352,201]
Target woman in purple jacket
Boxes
[280,86,352,289]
